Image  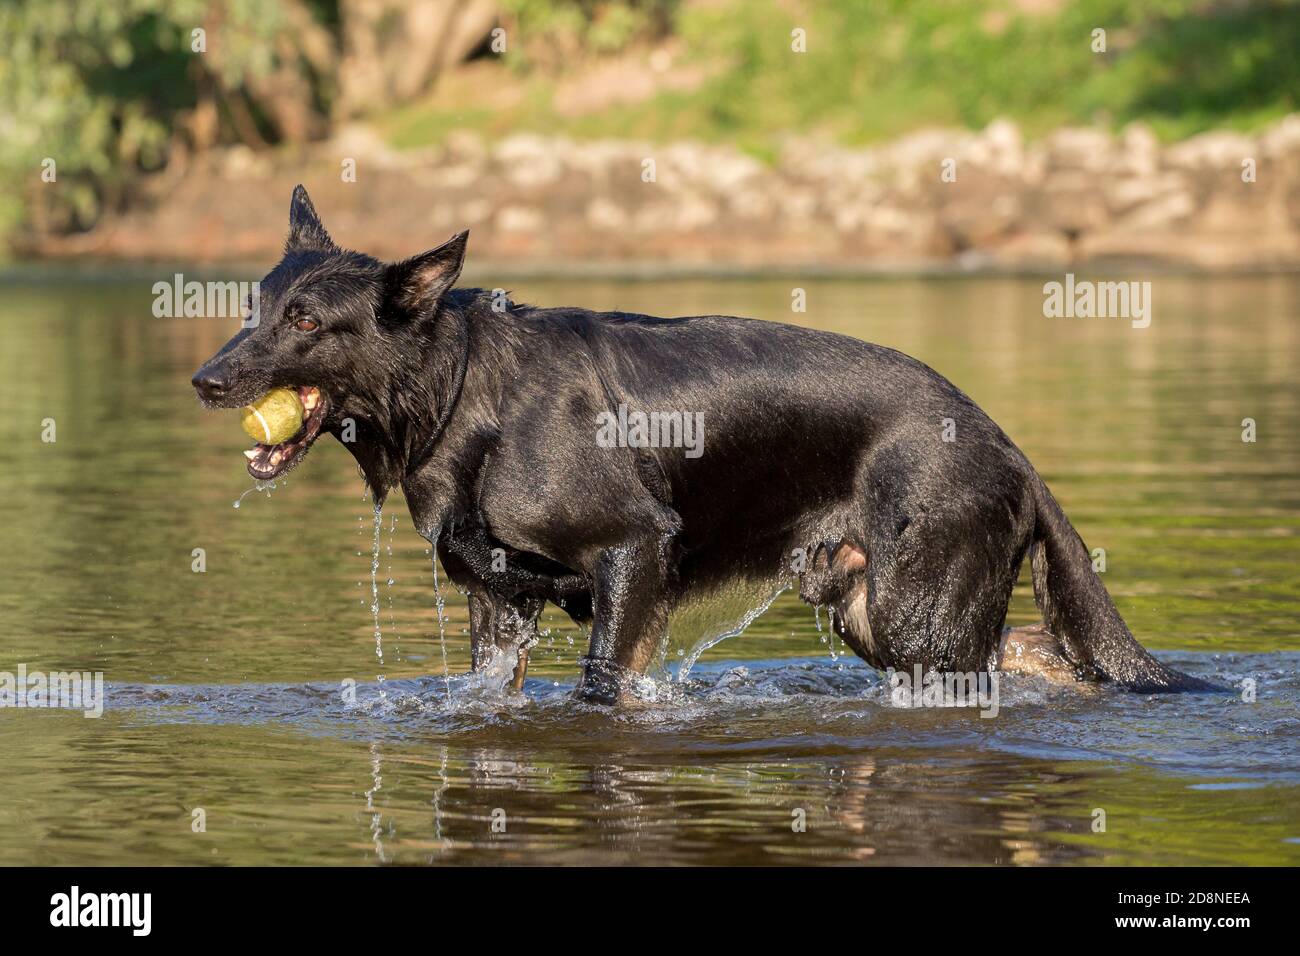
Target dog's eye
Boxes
[295,317,319,332]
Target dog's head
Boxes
[192,185,468,481]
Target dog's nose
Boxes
[192,368,230,401]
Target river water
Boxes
[0,272,1296,864]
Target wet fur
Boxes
[194,187,1217,702]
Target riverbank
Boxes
[18,116,1300,272]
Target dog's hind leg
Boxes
[857,463,1033,674]
[468,591,543,690]
[997,622,1078,683]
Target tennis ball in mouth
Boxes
[240,388,304,445]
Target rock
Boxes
[1196,190,1289,232]
[330,123,406,169]
[442,130,486,163]
[496,135,564,189]
[1165,131,1257,170]
[990,231,1072,268]
[1105,172,1188,213]
[586,198,627,231]
[940,193,1021,248]
[459,199,492,224]
[777,188,819,223]
[1043,127,1115,172]
[882,128,971,172]
[1261,114,1300,158]
[1116,190,1196,230]
[967,118,1023,177]
[496,205,544,233]
[1117,123,1161,177]
[26,112,1300,273]
[429,164,479,189]
[1037,170,1111,233]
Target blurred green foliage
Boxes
[498,0,677,67]
[382,0,1300,151]
[0,0,289,238]
[2,0,1299,247]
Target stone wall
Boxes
[27,116,1300,271]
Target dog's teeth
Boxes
[243,449,259,461]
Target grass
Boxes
[371,0,1300,157]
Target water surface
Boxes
[0,272,1296,864]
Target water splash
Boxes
[369,504,385,701]
[430,539,452,698]
[386,514,399,661]
[814,603,842,661]
[676,584,788,681]
[231,477,285,509]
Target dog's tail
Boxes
[1029,476,1218,692]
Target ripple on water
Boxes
[105,651,1300,783]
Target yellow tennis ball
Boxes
[240,388,304,445]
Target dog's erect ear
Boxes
[287,184,336,252]
[386,230,469,313]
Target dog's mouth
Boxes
[243,386,329,481]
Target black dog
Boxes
[193,186,1213,702]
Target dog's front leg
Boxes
[576,536,674,705]
[467,591,542,691]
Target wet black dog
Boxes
[193,186,1213,702]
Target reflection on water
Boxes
[0,272,1297,865]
